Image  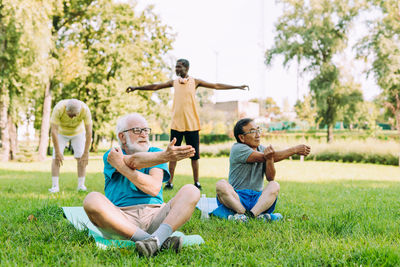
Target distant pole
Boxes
[214,50,219,82]
[259,0,266,100]
[213,50,219,103]
[297,57,300,101]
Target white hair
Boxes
[115,113,147,146]
[66,99,82,115]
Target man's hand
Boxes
[239,85,249,90]
[126,86,137,93]
[165,138,195,161]
[295,144,311,156]
[79,152,89,167]
[264,145,275,160]
[55,152,64,167]
[107,147,125,169]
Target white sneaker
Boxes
[77,185,87,191]
[48,187,59,193]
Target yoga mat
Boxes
[62,207,204,249]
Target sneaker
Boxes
[160,236,183,253]
[194,182,202,190]
[256,213,271,222]
[77,185,87,191]
[257,213,283,222]
[164,182,173,190]
[135,237,159,257]
[228,213,248,223]
[48,187,59,193]
[270,213,283,221]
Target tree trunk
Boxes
[38,80,52,161]
[327,124,334,143]
[8,118,17,160]
[0,91,10,161]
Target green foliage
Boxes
[0,159,399,265]
[266,0,364,142]
[200,134,232,145]
[356,0,400,133]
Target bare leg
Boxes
[250,181,280,216]
[51,159,60,177]
[168,161,177,184]
[163,184,200,231]
[215,179,246,214]
[77,158,86,177]
[191,159,199,184]
[83,192,138,239]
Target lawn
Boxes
[0,157,399,266]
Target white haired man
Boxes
[83,113,200,257]
[49,99,92,193]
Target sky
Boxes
[136,0,380,108]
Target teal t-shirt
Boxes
[103,147,170,207]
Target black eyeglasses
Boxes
[242,128,262,135]
[123,127,151,135]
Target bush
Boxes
[200,134,232,144]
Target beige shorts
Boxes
[98,202,171,239]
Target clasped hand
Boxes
[264,145,275,160]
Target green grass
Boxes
[0,158,399,266]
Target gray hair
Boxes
[115,113,147,146]
[66,99,82,115]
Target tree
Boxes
[294,93,318,129]
[51,1,174,151]
[266,0,363,142]
[0,1,21,161]
[356,0,400,138]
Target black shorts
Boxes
[170,129,200,160]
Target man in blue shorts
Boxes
[213,118,311,222]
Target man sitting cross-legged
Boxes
[83,113,200,257]
[213,118,311,222]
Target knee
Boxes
[269,181,280,196]
[179,184,200,204]
[216,179,229,195]
[83,192,103,213]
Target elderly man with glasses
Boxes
[83,113,200,257]
[212,118,311,222]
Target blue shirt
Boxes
[103,147,170,207]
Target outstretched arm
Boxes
[123,138,195,169]
[195,79,249,90]
[273,144,311,162]
[126,80,174,93]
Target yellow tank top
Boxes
[171,77,201,131]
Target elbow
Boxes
[148,184,162,197]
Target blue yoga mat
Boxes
[62,207,204,249]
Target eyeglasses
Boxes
[123,127,151,135]
[241,128,262,135]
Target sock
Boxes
[130,228,151,242]
[150,223,173,248]
[78,177,85,188]
[51,177,59,188]
[245,210,255,218]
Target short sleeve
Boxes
[82,103,92,125]
[230,143,255,164]
[50,101,63,126]
[103,150,116,180]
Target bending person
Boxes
[49,99,92,193]
[213,118,311,222]
[83,113,200,257]
[126,58,249,190]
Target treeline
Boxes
[0,0,174,161]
